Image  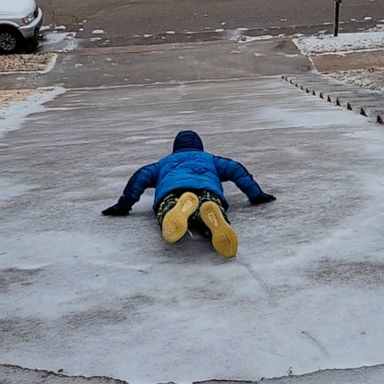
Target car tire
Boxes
[0,27,22,53]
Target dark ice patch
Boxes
[309,261,384,287]
[0,317,44,346]
[0,267,43,293]
[64,295,157,329]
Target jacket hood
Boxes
[172,130,204,153]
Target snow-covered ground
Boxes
[293,29,384,94]
[293,30,384,56]
[1,78,384,384]
[328,67,384,93]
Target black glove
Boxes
[249,193,276,205]
[102,204,130,216]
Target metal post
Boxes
[334,0,342,37]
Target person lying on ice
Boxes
[102,130,275,258]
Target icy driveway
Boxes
[1,77,384,383]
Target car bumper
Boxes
[19,7,43,39]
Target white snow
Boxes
[40,54,58,74]
[293,31,384,55]
[0,87,65,139]
[298,26,384,93]
[327,68,384,93]
[277,52,298,58]
[42,32,78,53]
[235,34,274,44]
[92,29,105,35]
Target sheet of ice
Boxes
[41,32,78,53]
[2,78,384,384]
[0,87,65,139]
[293,31,384,55]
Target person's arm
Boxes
[213,156,276,205]
[102,162,160,216]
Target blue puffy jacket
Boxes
[116,131,272,212]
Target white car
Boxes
[0,0,43,53]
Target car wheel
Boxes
[0,28,21,53]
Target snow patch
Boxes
[42,32,78,53]
[327,68,384,93]
[277,52,299,58]
[293,31,384,55]
[236,35,274,44]
[0,87,66,139]
[40,54,58,74]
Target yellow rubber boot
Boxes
[200,201,238,258]
[162,192,199,244]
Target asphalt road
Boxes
[38,0,384,44]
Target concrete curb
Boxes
[282,74,384,125]
[0,364,129,384]
[2,363,384,384]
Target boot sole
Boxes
[162,192,199,244]
[200,201,238,258]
